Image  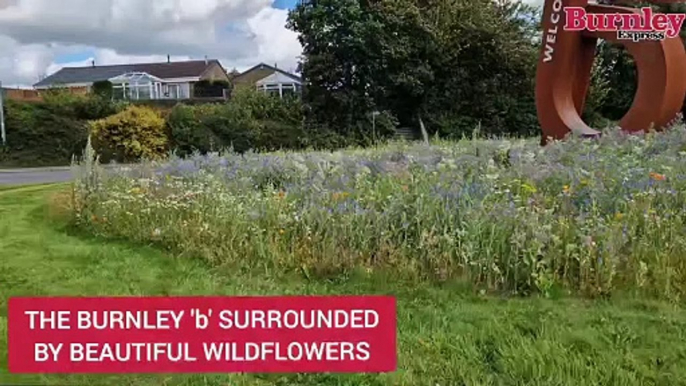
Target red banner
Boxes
[8,296,397,374]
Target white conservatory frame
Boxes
[255,72,301,98]
[109,72,171,100]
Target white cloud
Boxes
[242,7,301,73]
[0,0,302,86]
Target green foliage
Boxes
[89,105,169,163]
[91,80,114,100]
[593,43,637,122]
[582,55,614,129]
[0,100,89,167]
[41,88,125,120]
[299,122,356,150]
[288,0,540,140]
[0,92,126,167]
[167,88,305,156]
[231,87,306,151]
[193,79,230,98]
[167,102,258,156]
[3,88,307,166]
[166,104,222,156]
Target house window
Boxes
[282,89,294,97]
[163,84,180,99]
[109,72,164,100]
[256,82,301,99]
[138,85,152,100]
[113,86,126,100]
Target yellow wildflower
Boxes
[332,192,350,201]
[615,213,624,221]
[563,185,571,194]
[279,229,285,235]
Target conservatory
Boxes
[109,72,168,100]
[255,71,301,98]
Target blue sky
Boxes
[273,0,299,9]
[54,0,300,65]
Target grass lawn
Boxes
[1,184,686,385]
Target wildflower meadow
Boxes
[70,126,686,300]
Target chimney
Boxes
[167,55,170,63]
[91,60,95,67]
[204,55,208,65]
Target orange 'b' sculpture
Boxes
[536,0,686,145]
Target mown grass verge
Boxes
[1,185,686,386]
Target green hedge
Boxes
[0,100,88,167]
[166,87,306,157]
[0,88,311,166]
[0,91,124,167]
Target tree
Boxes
[288,0,384,143]
[288,0,541,143]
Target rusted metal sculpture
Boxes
[536,0,686,145]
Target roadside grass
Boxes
[0,185,22,193]
[1,185,686,386]
[0,183,64,194]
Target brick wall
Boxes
[2,88,42,102]
[2,86,91,102]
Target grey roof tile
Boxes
[34,59,223,87]
[236,63,302,83]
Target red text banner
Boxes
[8,296,397,374]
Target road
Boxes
[0,167,75,185]
[0,165,136,186]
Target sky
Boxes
[0,0,302,88]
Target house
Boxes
[232,63,302,98]
[33,58,230,100]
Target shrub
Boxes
[167,88,305,155]
[0,100,89,167]
[167,104,222,157]
[255,120,307,151]
[90,105,169,163]
[199,103,259,153]
[0,90,124,167]
[91,81,114,100]
[41,88,124,120]
[230,87,306,151]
